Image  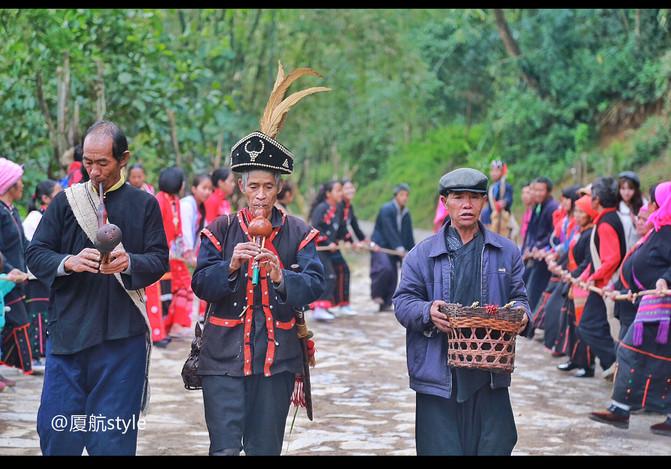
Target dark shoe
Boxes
[650,418,671,437]
[557,361,579,372]
[379,303,393,312]
[153,337,172,348]
[575,367,595,378]
[589,405,630,429]
[551,350,565,358]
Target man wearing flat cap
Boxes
[369,183,415,312]
[393,167,532,455]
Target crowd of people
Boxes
[0,66,668,454]
[508,168,670,436]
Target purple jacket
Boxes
[392,220,532,399]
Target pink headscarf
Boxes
[0,158,23,196]
[648,181,671,231]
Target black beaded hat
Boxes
[230,62,330,175]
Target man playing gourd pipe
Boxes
[26,121,169,455]
[191,62,327,456]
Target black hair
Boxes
[128,163,145,175]
[73,143,83,162]
[28,179,59,213]
[591,176,619,208]
[534,176,553,193]
[192,173,211,189]
[83,120,128,162]
[277,180,294,201]
[308,180,340,220]
[561,183,582,213]
[617,176,644,215]
[211,168,232,187]
[191,173,210,232]
[158,166,185,195]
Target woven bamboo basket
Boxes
[439,303,526,373]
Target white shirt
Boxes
[180,195,201,252]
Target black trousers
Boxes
[577,292,616,371]
[415,386,518,455]
[526,260,552,312]
[201,372,295,456]
[370,252,398,306]
[331,251,351,306]
[316,251,337,304]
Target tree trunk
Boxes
[166,108,182,166]
[635,9,641,42]
[492,9,542,96]
[213,132,225,170]
[95,60,106,120]
[56,52,70,160]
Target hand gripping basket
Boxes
[439,303,526,373]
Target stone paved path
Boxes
[1,243,669,455]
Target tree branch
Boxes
[492,9,543,96]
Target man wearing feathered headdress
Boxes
[191,62,328,456]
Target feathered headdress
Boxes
[230,61,331,175]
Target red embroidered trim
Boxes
[208,316,243,327]
[275,318,296,330]
[299,228,320,252]
[201,228,222,253]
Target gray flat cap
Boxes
[439,168,488,196]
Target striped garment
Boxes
[632,294,671,346]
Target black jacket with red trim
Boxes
[310,201,342,246]
[191,207,325,377]
[336,200,366,243]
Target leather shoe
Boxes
[589,407,630,429]
[650,419,671,437]
[551,350,566,358]
[557,361,578,371]
[575,367,595,378]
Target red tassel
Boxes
[291,375,306,408]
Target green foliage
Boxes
[2,9,671,228]
[356,125,487,229]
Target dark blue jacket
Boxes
[392,220,532,399]
[371,200,415,251]
[0,200,27,274]
[522,197,559,252]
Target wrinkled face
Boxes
[442,191,486,231]
[635,210,651,237]
[239,171,279,219]
[574,207,591,227]
[220,173,236,197]
[395,190,409,208]
[532,182,548,204]
[128,168,145,189]
[490,166,503,182]
[5,178,24,202]
[192,178,213,204]
[619,180,635,204]
[343,181,356,201]
[521,186,532,206]
[83,133,129,191]
[327,182,344,204]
